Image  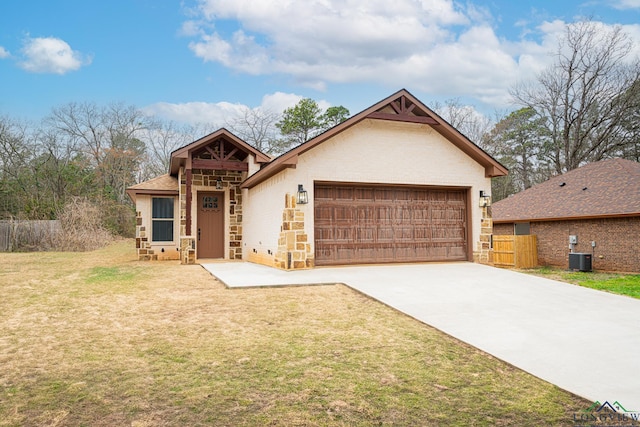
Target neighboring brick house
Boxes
[127,89,507,268]
[492,158,640,273]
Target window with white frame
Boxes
[152,197,174,242]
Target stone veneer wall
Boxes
[179,168,244,264]
[135,210,158,261]
[274,194,314,270]
[474,205,492,264]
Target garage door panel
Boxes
[356,227,376,242]
[355,187,374,200]
[396,227,415,241]
[334,187,354,201]
[315,184,468,266]
[374,188,394,201]
[356,205,375,222]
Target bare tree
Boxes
[431,98,495,147]
[0,116,33,216]
[140,120,203,179]
[511,20,640,173]
[225,106,283,155]
[45,102,149,203]
[0,116,31,182]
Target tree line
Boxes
[0,98,349,235]
[2,20,639,236]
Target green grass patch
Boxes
[522,267,640,299]
[85,266,140,285]
[566,274,640,298]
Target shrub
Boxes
[54,198,114,251]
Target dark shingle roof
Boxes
[492,158,640,222]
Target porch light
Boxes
[216,178,223,190]
[296,184,309,204]
[479,190,491,207]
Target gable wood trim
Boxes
[170,128,271,175]
[241,89,507,189]
[366,111,439,125]
[191,158,249,172]
[241,154,299,189]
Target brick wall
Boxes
[493,217,640,272]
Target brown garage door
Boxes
[314,183,468,266]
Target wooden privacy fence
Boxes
[492,235,538,268]
[0,220,61,251]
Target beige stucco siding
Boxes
[243,119,492,265]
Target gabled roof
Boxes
[241,89,507,189]
[126,174,179,203]
[169,128,271,175]
[492,158,640,223]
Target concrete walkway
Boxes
[201,261,640,407]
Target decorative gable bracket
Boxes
[367,95,439,125]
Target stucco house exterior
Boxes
[492,158,640,273]
[127,89,507,269]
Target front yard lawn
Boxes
[522,266,640,299]
[0,241,589,426]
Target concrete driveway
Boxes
[201,261,640,407]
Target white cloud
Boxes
[183,0,532,106]
[19,37,91,74]
[187,0,468,75]
[612,0,640,9]
[184,1,640,109]
[142,100,245,126]
[0,46,9,59]
[143,92,331,125]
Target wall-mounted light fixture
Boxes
[479,190,491,207]
[296,184,309,204]
[216,177,223,190]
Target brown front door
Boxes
[197,192,224,258]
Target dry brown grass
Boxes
[0,241,590,426]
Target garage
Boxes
[314,183,469,266]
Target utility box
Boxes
[569,253,592,272]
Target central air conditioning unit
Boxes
[569,253,592,272]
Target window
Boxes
[152,197,174,242]
[202,195,219,209]
[514,222,530,235]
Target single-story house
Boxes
[492,158,640,273]
[126,89,507,269]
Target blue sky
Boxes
[1,0,640,126]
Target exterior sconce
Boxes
[216,178,223,190]
[479,190,491,207]
[296,184,309,204]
